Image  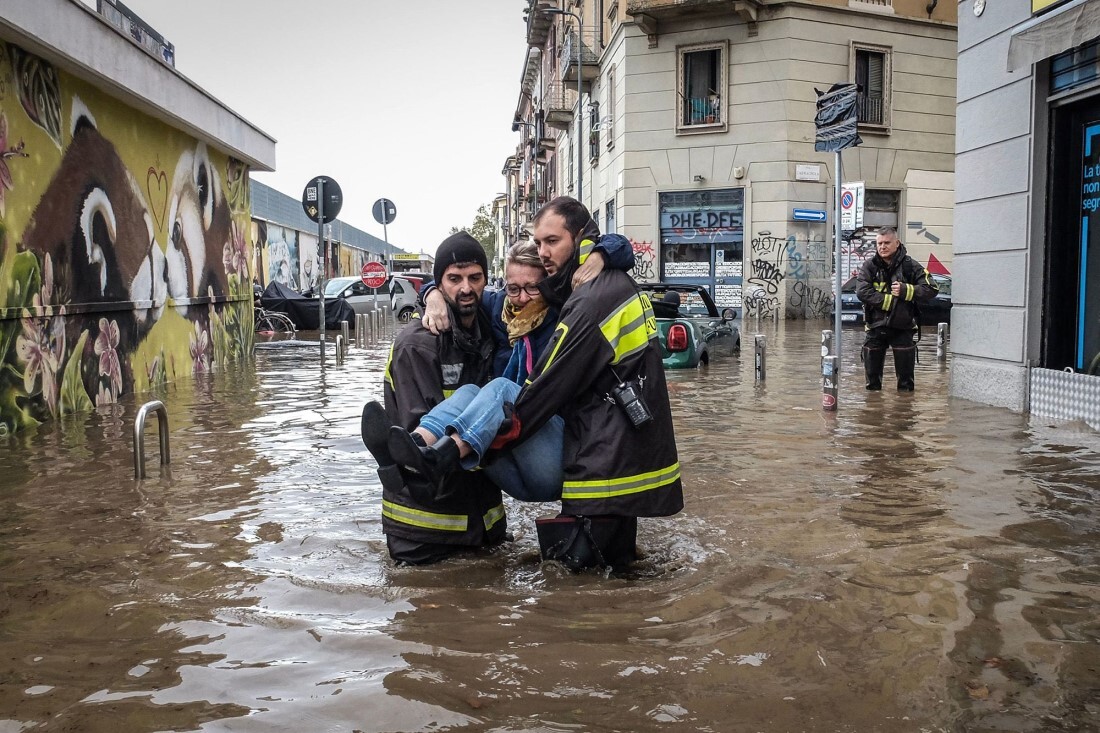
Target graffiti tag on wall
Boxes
[630,239,656,282]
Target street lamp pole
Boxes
[541,5,583,204]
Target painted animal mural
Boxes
[0,42,253,434]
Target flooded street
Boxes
[1,320,1098,732]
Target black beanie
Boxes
[434,232,488,285]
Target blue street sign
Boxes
[792,208,827,222]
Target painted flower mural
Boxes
[0,41,254,434]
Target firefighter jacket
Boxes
[855,245,938,331]
[381,307,507,547]
[508,268,684,518]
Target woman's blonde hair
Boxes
[505,241,545,272]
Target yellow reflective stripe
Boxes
[562,463,681,499]
[538,322,570,375]
[882,293,894,311]
[905,283,914,301]
[578,238,595,264]
[483,503,505,530]
[384,343,395,389]
[600,294,656,364]
[382,499,467,531]
[443,388,456,398]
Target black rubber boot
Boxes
[894,346,916,391]
[388,428,461,492]
[863,346,886,391]
[361,401,393,466]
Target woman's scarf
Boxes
[502,298,550,345]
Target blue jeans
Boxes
[419,378,564,502]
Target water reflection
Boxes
[0,322,1097,731]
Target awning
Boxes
[1008,0,1100,71]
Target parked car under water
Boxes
[637,283,740,368]
[835,273,952,327]
[322,275,421,322]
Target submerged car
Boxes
[323,275,421,322]
[637,283,740,368]
[836,274,952,327]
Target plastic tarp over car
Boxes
[259,281,355,331]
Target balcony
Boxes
[543,80,577,130]
[559,27,601,85]
[536,136,558,165]
[525,1,554,46]
[626,0,746,20]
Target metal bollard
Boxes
[356,314,364,348]
[936,322,947,362]
[335,335,344,362]
[754,334,766,382]
[340,320,350,354]
[822,355,838,411]
[133,400,170,479]
[821,329,834,368]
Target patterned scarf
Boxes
[503,298,549,345]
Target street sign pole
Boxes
[318,179,326,346]
[835,152,843,373]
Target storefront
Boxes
[657,188,745,314]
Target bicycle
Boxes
[254,307,297,335]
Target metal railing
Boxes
[133,400,170,479]
[857,93,884,125]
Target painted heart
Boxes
[146,166,168,233]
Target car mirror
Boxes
[343,288,353,298]
[722,308,737,321]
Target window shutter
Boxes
[867,53,884,99]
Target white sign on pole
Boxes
[840,181,865,231]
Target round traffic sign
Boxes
[841,191,854,209]
[361,261,388,289]
[372,198,397,226]
[303,176,343,223]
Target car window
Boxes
[934,277,951,297]
[391,279,407,296]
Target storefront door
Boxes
[1046,97,1100,372]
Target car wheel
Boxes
[398,307,415,323]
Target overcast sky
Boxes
[89,0,528,256]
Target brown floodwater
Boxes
[0,320,1098,733]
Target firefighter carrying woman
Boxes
[361,196,683,569]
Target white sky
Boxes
[87,0,528,256]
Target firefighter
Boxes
[855,227,939,391]
[364,232,507,565]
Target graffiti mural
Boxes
[267,225,299,290]
[0,42,252,434]
[630,239,656,283]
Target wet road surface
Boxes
[0,321,1098,732]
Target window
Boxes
[677,41,727,133]
[606,65,616,148]
[851,43,891,130]
[567,137,574,191]
[863,188,900,229]
[1051,39,1100,95]
[605,199,616,234]
[589,101,600,162]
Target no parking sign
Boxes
[840,181,864,231]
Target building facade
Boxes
[0,0,274,433]
[953,0,1100,426]
[509,0,956,320]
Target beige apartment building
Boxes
[507,0,957,319]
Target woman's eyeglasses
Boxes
[504,283,542,297]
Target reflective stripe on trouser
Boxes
[382,499,506,533]
[562,462,681,500]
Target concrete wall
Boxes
[950,0,1035,411]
